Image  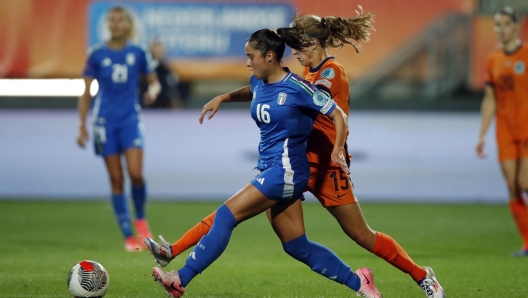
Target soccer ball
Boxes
[67,260,109,298]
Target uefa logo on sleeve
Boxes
[514,61,525,75]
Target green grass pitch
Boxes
[1,200,527,297]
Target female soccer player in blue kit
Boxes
[76,6,161,252]
[148,28,381,298]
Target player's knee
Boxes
[282,235,310,260]
[109,175,124,191]
[518,179,528,193]
[128,173,143,186]
[351,229,376,249]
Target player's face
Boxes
[108,10,131,40]
[494,14,519,44]
[292,48,312,67]
[245,42,270,80]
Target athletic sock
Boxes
[282,234,361,291]
[178,205,237,287]
[509,198,528,249]
[111,194,133,238]
[370,232,426,282]
[131,184,146,219]
[171,211,216,257]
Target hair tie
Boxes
[272,29,281,38]
[321,17,326,25]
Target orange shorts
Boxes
[497,138,528,161]
[305,166,358,207]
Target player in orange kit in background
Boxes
[476,7,528,257]
[146,9,444,298]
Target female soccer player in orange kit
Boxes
[146,10,444,298]
[476,7,528,257]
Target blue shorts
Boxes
[93,120,144,157]
[250,163,309,202]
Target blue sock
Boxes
[131,184,146,219]
[178,204,237,287]
[282,234,361,291]
[111,194,133,238]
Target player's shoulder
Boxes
[286,72,318,95]
[519,42,528,56]
[487,45,506,62]
[86,42,106,57]
[127,41,149,53]
[313,58,345,78]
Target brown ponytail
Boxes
[292,6,374,53]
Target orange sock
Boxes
[509,198,528,250]
[170,211,216,257]
[370,232,426,282]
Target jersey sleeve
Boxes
[82,47,97,78]
[314,64,349,110]
[140,45,155,75]
[294,80,337,116]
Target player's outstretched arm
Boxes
[77,77,94,148]
[476,85,496,158]
[328,105,350,174]
[199,85,252,124]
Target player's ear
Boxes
[266,51,274,63]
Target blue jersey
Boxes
[249,70,337,172]
[83,41,154,124]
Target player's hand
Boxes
[199,95,224,124]
[144,82,161,106]
[476,136,486,158]
[77,126,89,148]
[331,150,350,174]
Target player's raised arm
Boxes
[76,77,94,148]
[199,85,252,124]
[476,85,496,158]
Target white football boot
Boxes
[418,266,445,298]
[144,235,173,267]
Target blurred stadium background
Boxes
[1,0,528,203]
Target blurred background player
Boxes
[76,6,160,252]
[147,28,381,298]
[140,39,189,109]
[476,6,528,257]
[145,10,444,298]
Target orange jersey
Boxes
[303,57,350,168]
[486,43,528,141]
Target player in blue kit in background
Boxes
[149,28,381,298]
[76,6,161,252]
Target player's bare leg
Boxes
[503,158,528,256]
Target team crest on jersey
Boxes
[101,58,112,67]
[312,90,329,106]
[126,53,136,66]
[277,92,287,105]
[321,68,335,79]
[514,61,525,74]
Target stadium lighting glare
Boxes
[0,79,99,97]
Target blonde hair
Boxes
[292,7,374,53]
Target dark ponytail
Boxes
[247,27,312,62]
